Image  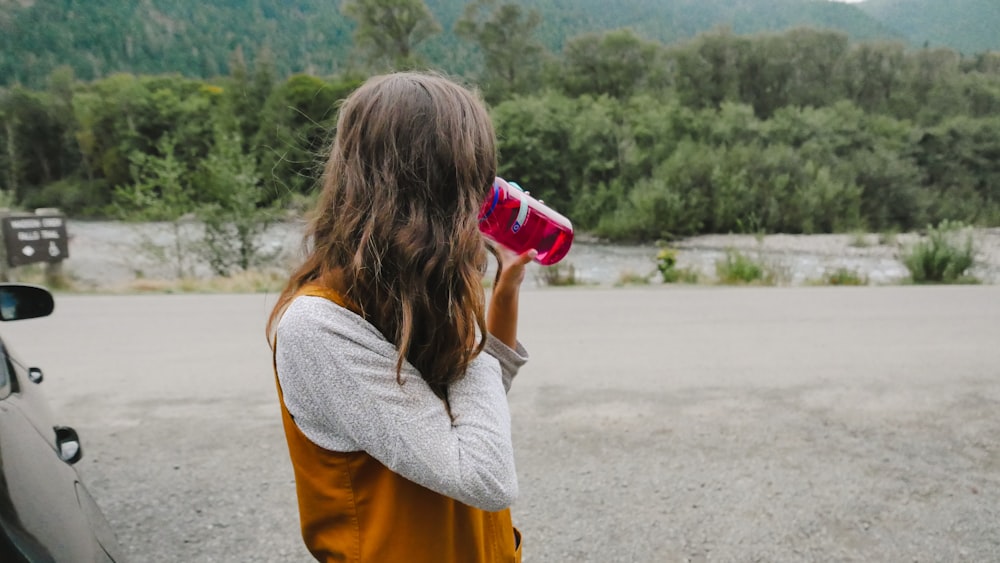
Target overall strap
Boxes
[298,283,354,311]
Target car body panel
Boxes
[0,284,122,562]
[0,399,110,562]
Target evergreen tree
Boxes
[341,0,442,70]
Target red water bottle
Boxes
[478,177,574,265]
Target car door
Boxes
[0,337,115,563]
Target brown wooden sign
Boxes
[1,214,70,267]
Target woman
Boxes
[267,72,531,562]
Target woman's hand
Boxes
[492,245,536,297]
[487,245,536,349]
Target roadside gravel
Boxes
[32,222,1000,289]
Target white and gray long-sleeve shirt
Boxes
[275,295,528,512]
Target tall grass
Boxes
[656,248,700,284]
[715,250,778,285]
[536,262,582,286]
[902,221,978,284]
[817,267,868,286]
[124,269,287,293]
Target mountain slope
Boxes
[1,0,902,87]
[0,0,356,86]
[526,0,899,48]
[858,0,1000,55]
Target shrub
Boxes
[537,262,581,286]
[849,231,872,248]
[715,250,776,285]
[655,248,700,284]
[819,267,868,286]
[676,269,700,284]
[19,178,112,217]
[656,248,679,282]
[878,229,899,246]
[902,220,978,284]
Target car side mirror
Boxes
[0,284,54,322]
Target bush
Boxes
[818,267,868,286]
[878,229,899,246]
[656,248,679,282]
[655,248,699,284]
[537,262,581,286]
[902,220,977,284]
[19,178,113,217]
[848,231,872,248]
[715,250,776,285]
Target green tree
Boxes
[557,29,662,99]
[197,124,277,275]
[254,74,364,200]
[341,0,441,69]
[491,92,577,211]
[782,29,851,110]
[455,0,546,101]
[914,115,1000,225]
[837,41,908,114]
[112,135,193,222]
[112,135,199,278]
[73,74,219,191]
[0,86,78,205]
[959,72,1000,119]
[0,92,21,204]
[733,35,790,118]
[224,46,276,151]
[671,28,745,109]
[899,47,963,123]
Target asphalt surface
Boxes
[3,287,999,562]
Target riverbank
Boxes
[12,221,1000,291]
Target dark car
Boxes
[0,283,124,562]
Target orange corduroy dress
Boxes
[273,285,522,562]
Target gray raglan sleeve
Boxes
[275,297,528,512]
[483,335,529,393]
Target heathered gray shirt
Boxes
[275,295,528,512]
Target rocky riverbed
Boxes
[27,221,1000,290]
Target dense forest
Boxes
[0,0,919,88]
[1,0,999,244]
[859,0,1000,56]
[5,0,999,88]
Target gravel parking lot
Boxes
[3,287,999,562]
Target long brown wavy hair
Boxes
[267,72,497,400]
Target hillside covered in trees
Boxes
[2,0,999,249]
[859,0,1000,55]
[0,0,906,87]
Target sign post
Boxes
[0,211,70,285]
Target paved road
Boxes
[4,287,999,562]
